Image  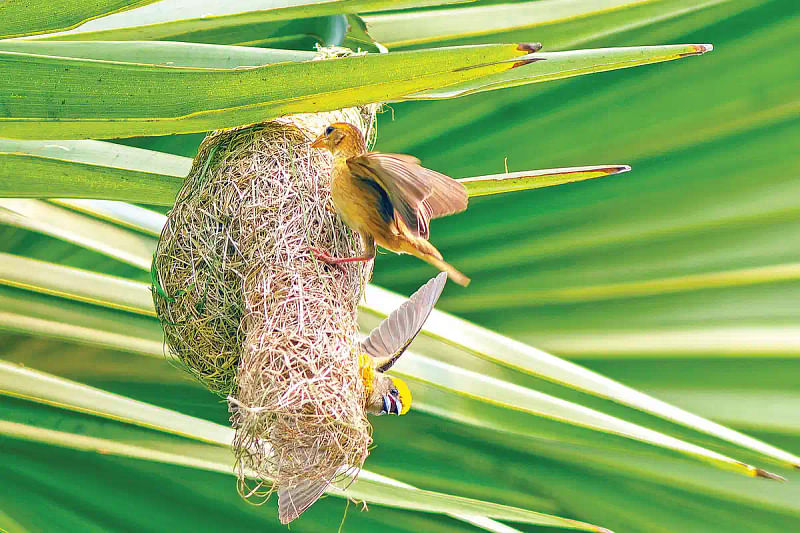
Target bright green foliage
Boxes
[0,0,158,38]
[0,139,628,205]
[1,1,798,532]
[0,41,708,140]
[0,43,528,139]
[27,1,471,42]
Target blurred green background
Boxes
[1,0,799,532]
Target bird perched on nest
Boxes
[278,273,447,523]
[310,123,470,286]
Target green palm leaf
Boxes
[0,138,629,203]
[358,0,735,49]
[0,41,708,140]
[0,244,794,475]
[0,0,158,39]
[0,361,610,533]
[0,43,530,139]
[1,0,797,531]
[26,1,469,42]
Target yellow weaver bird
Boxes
[278,273,447,523]
[311,123,471,286]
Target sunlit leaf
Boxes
[461,165,630,197]
[0,43,531,139]
[0,252,793,477]
[410,44,712,99]
[0,140,627,204]
[0,362,611,533]
[0,1,797,531]
[360,0,731,49]
[0,139,186,204]
[0,199,155,270]
[0,40,317,67]
[0,0,158,38]
[31,0,471,42]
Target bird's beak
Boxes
[310,134,326,149]
[382,394,402,416]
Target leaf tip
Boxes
[680,44,714,57]
[754,467,785,481]
[610,164,631,175]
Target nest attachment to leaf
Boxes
[152,101,378,497]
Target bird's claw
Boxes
[310,246,347,272]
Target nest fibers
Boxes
[152,98,378,500]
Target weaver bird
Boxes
[311,123,470,286]
[278,273,447,523]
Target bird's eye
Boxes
[325,125,335,136]
[391,388,399,396]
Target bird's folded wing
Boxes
[347,153,468,239]
[278,479,330,524]
[364,272,448,371]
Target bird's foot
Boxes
[310,247,373,270]
[310,247,346,272]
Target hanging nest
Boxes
[152,90,378,499]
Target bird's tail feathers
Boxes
[420,253,470,287]
[411,237,442,260]
[405,237,469,286]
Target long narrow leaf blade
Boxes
[51,199,167,237]
[0,138,188,205]
[0,0,158,39]
[360,284,800,470]
[461,165,630,197]
[0,140,626,204]
[30,1,472,42]
[0,252,154,316]
[0,362,610,533]
[0,360,229,444]
[0,287,163,357]
[0,154,184,205]
[0,419,605,532]
[0,199,155,270]
[4,201,799,471]
[0,41,317,68]
[388,354,778,479]
[0,256,787,479]
[409,44,713,99]
[0,43,532,139]
[360,0,725,49]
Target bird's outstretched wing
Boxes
[363,273,447,372]
[347,152,468,239]
[278,479,329,524]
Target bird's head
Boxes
[310,122,366,157]
[366,374,412,416]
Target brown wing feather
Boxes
[347,152,468,239]
[363,273,447,371]
[278,480,329,524]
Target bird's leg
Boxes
[310,234,376,265]
[361,234,376,262]
[311,249,373,264]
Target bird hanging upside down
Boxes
[360,272,448,416]
[310,123,471,286]
[278,273,448,524]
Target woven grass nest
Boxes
[152,93,379,509]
